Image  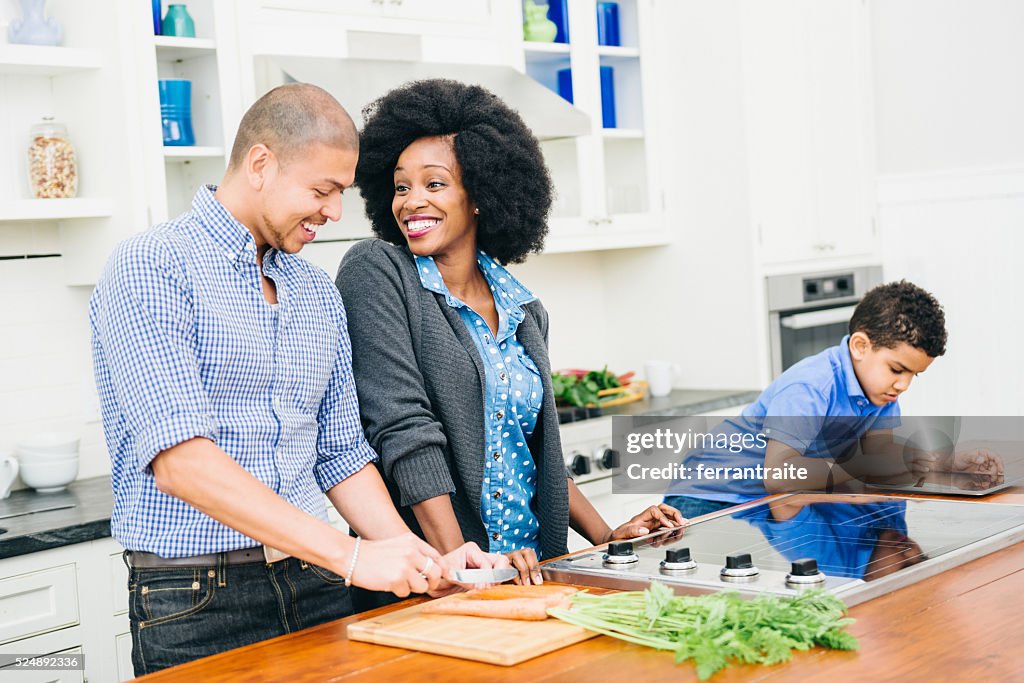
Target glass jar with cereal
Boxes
[27,117,78,199]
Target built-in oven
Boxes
[767,266,882,378]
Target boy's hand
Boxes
[952,448,1004,475]
[907,449,947,473]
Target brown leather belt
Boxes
[128,547,272,568]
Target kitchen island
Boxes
[134,488,1024,682]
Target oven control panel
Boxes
[802,272,854,303]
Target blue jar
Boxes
[545,0,570,43]
[152,0,162,34]
[159,79,195,146]
[596,2,621,46]
[162,4,195,38]
[600,66,616,128]
[556,68,573,104]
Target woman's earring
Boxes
[474,208,480,215]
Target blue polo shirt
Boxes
[665,336,900,504]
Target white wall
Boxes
[872,0,1024,415]
[872,0,1024,174]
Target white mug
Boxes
[645,360,677,398]
[0,451,19,499]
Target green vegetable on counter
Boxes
[548,584,858,680]
[552,366,622,407]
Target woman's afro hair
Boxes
[355,78,554,264]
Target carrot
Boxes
[465,585,577,603]
[420,597,552,621]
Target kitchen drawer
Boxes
[0,646,84,683]
[109,552,128,616]
[0,565,79,645]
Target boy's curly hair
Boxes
[849,280,947,357]
[355,79,553,264]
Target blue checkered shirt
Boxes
[89,185,377,557]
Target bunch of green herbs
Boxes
[548,583,858,680]
[551,367,621,407]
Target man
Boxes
[90,84,503,676]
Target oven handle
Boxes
[780,305,858,330]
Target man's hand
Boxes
[606,504,686,542]
[349,532,444,597]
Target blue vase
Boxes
[7,0,62,47]
[162,4,195,38]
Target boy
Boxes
[663,280,983,518]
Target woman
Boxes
[336,79,683,588]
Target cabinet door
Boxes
[741,0,876,264]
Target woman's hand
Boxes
[428,542,512,597]
[506,547,544,585]
[605,504,687,542]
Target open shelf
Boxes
[0,199,114,222]
[0,44,103,76]
[154,36,217,61]
[163,146,225,160]
[522,41,571,55]
[602,128,644,138]
[596,46,640,58]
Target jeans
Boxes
[663,495,736,519]
[128,553,353,676]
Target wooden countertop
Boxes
[136,489,1024,682]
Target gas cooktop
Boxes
[543,494,1024,606]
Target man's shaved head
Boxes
[229,83,357,170]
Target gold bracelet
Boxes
[344,537,361,587]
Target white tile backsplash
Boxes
[0,256,108,489]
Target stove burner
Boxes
[660,547,697,573]
[720,552,760,582]
[785,558,826,586]
[603,541,639,565]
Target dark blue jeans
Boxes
[128,554,353,676]
[663,495,736,519]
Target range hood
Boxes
[254,55,591,141]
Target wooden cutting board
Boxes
[346,590,598,666]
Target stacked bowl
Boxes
[15,432,80,493]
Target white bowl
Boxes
[16,432,80,455]
[16,445,80,463]
[19,457,79,493]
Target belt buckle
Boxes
[262,545,290,563]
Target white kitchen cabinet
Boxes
[0,537,129,683]
[740,0,878,266]
[515,0,670,253]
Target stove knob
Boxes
[786,557,826,586]
[725,553,754,570]
[598,448,621,470]
[608,541,635,557]
[790,558,820,577]
[570,454,592,477]
[665,548,692,564]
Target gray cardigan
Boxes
[335,239,570,560]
